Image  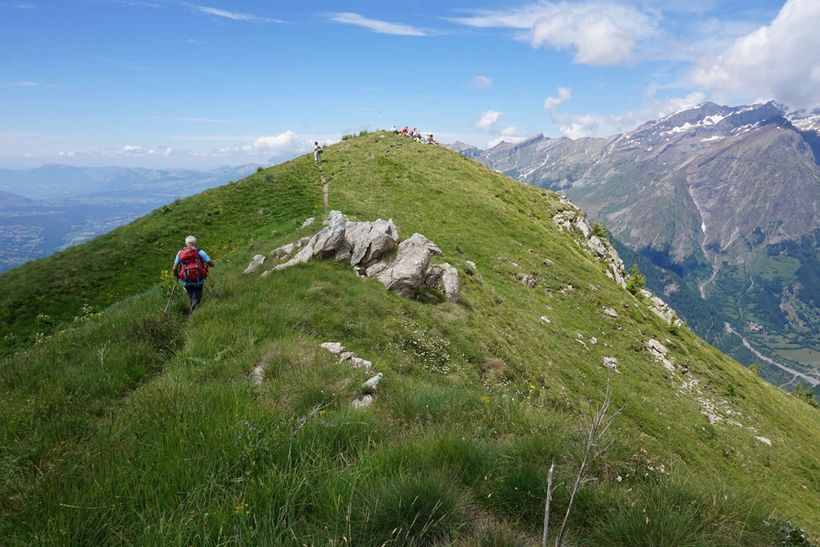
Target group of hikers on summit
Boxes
[391,125,437,145]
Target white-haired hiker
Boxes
[313,141,323,164]
[172,235,215,311]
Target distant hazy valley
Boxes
[0,164,258,273]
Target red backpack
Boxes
[178,247,208,282]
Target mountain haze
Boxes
[1,133,817,544]
[454,102,820,395]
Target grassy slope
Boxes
[1,133,817,545]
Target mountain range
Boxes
[451,102,819,395]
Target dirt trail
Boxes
[320,169,329,207]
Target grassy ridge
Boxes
[1,133,818,544]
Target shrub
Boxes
[626,264,646,295]
[791,382,819,408]
[591,221,609,240]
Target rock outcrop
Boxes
[644,338,675,372]
[639,290,684,327]
[320,342,382,408]
[243,254,266,274]
[552,199,684,329]
[260,211,459,302]
[552,202,626,287]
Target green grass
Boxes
[0,132,818,544]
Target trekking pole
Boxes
[163,279,178,316]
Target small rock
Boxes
[539,316,552,324]
[521,274,536,288]
[439,263,460,303]
[320,342,345,355]
[243,254,266,274]
[251,364,266,386]
[464,260,477,274]
[590,337,598,345]
[602,357,619,373]
[352,394,374,409]
[362,373,383,393]
[301,217,315,228]
[339,351,356,362]
[603,307,618,318]
[644,339,668,357]
[349,357,373,372]
[755,436,772,446]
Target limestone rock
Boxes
[346,218,399,267]
[243,254,266,274]
[251,363,267,386]
[645,338,675,372]
[603,307,619,318]
[301,216,315,228]
[602,356,619,373]
[464,260,477,275]
[439,263,460,303]
[755,436,772,446]
[362,372,383,394]
[352,394,374,409]
[521,274,536,288]
[539,316,552,324]
[321,342,345,355]
[349,356,373,372]
[312,210,348,258]
[372,234,442,298]
[639,290,684,327]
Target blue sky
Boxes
[1,0,817,168]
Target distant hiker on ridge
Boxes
[313,141,323,164]
[172,235,215,312]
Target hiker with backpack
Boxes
[172,235,215,311]
[313,141,323,164]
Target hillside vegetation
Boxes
[1,133,818,545]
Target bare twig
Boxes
[554,378,621,547]
[542,459,555,547]
[292,402,329,435]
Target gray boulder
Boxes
[243,254,266,274]
[345,218,399,267]
[312,210,348,259]
[371,233,442,298]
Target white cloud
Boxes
[559,123,590,139]
[475,110,503,130]
[551,91,707,139]
[472,75,493,87]
[544,87,572,109]
[251,131,303,152]
[4,80,59,88]
[194,5,285,24]
[450,1,657,65]
[691,0,820,109]
[330,12,426,36]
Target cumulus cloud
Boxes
[330,12,426,36]
[472,75,493,87]
[450,1,657,65]
[475,110,503,130]
[544,87,572,109]
[691,0,820,109]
